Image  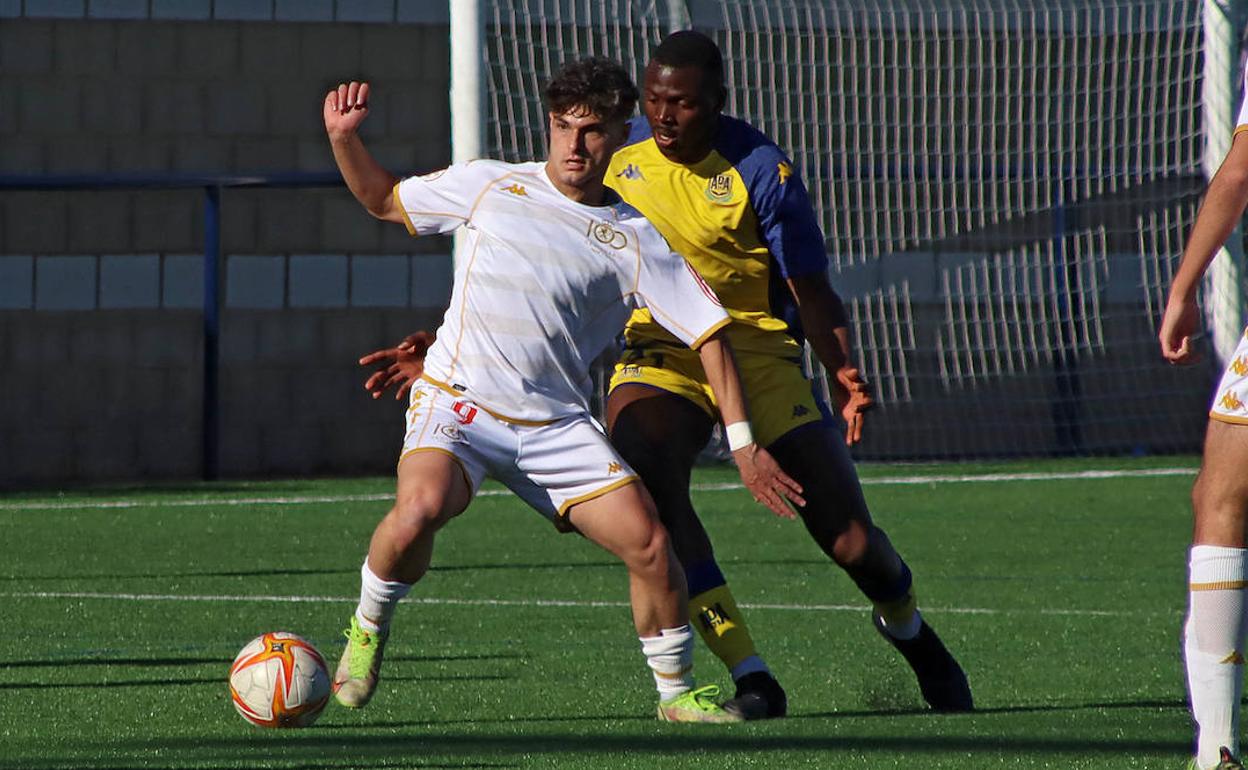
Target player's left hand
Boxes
[358,331,435,400]
[732,444,805,519]
[833,366,872,446]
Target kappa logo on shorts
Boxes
[607,462,623,475]
[1220,390,1245,412]
[452,400,478,425]
[791,404,810,418]
[1232,355,1248,377]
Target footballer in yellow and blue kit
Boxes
[606,113,833,448]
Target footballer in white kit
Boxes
[322,57,803,724]
[1160,53,1248,770]
[1208,74,1248,426]
[392,159,730,521]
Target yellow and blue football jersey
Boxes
[605,114,828,358]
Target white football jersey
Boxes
[393,160,729,423]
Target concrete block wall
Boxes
[0,306,442,487]
[0,20,450,178]
[0,12,461,486]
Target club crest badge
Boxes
[705,173,734,203]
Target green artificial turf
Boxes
[0,457,1205,768]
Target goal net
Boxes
[478,0,1229,459]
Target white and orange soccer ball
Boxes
[228,631,331,728]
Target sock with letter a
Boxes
[355,559,413,633]
[685,559,771,681]
[1186,544,1248,769]
[640,624,695,701]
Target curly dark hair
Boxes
[543,57,638,124]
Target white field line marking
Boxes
[0,466,1198,512]
[0,590,1133,618]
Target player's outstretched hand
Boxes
[1159,295,1202,365]
[359,331,435,400]
[732,444,805,520]
[324,81,371,140]
[833,366,873,446]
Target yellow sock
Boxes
[689,583,759,671]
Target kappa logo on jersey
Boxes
[697,602,737,637]
[1220,390,1245,411]
[587,220,628,250]
[452,400,479,425]
[1232,356,1248,377]
[616,163,644,180]
[501,183,528,197]
[705,173,734,203]
[777,161,793,184]
[684,261,722,306]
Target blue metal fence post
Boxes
[203,185,222,481]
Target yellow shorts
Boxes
[609,341,827,448]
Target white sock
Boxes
[640,624,695,702]
[1186,545,1248,768]
[355,559,413,633]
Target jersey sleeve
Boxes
[392,163,482,236]
[741,143,828,279]
[634,227,731,349]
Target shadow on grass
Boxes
[42,731,1193,760]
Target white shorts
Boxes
[1211,328,1248,425]
[399,380,639,523]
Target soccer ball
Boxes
[228,631,331,728]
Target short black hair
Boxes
[651,30,724,88]
[544,57,638,124]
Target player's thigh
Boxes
[607,384,712,485]
[1193,418,1248,545]
[565,479,667,563]
[768,421,872,533]
[394,381,494,526]
[394,450,474,528]
[735,350,827,448]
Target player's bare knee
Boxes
[390,490,448,540]
[1193,470,1248,543]
[829,523,871,568]
[625,518,672,578]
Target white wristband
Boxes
[725,421,754,452]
